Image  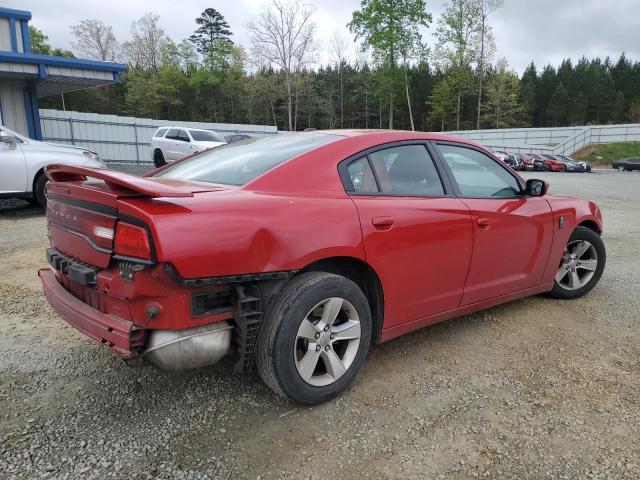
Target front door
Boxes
[343,143,474,329]
[0,135,27,193]
[434,143,554,305]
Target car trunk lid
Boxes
[45,165,223,268]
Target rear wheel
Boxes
[618,165,626,172]
[153,149,166,168]
[255,272,372,405]
[549,226,605,300]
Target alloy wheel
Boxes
[294,297,362,387]
[555,240,598,290]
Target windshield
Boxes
[155,133,343,186]
[189,130,225,142]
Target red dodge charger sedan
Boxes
[39,130,606,404]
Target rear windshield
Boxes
[155,133,342,186]
[154,128,168,137]
[190,130,225,142]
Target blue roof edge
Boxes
[0,8,32,21]
[0,51,127,73]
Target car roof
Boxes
[315,129,486,148]
[245,129,495,194]
[156,126,215,133]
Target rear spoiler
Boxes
[45,164,194,198]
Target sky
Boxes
[6,0,640,74]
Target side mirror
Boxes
[0,135,17,149]
[525,179,548,197]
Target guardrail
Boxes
[39,109,278,165]
[446,123,640,156]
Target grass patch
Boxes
[579,142,640,166]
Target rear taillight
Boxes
[114,221,151,261]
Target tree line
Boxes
[33,0,640,132]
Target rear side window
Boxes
[166,129,180,140]
[347,157,378,193]
[156,133,342,186]
[154,128,168,138]
[177,130,190,142]
[437,144,522,198]
[370,145,445,196]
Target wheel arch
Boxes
[297,256,384,344]
[578,219,601,235]
[32,167,45,196]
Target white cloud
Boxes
[6,0,639,74]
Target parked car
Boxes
[527,154,550,171]
[151,127,226,167]
[493,150,511,162]
[612,158,640,171]
[559,155,591,172]
[0,125,104,207]
[39,131,606,405]
[553,155,583,172]
[519,154,536,171]
[509,154,528,171]
[501,153,522,170]
[224,134,253,144]
[540,154,571,172]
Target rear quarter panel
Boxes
[118,191,366,279]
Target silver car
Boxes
[0,126,104,206]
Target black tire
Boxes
[255,272,372,405]
[33,174,48,207]
[153,149,166,168]
[549,226,606,300]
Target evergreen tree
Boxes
[189,8,234,70]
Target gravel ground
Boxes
[1,170,639,479]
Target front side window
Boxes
[437,144,522,198]
[177,130,190,142]
[156,133,342,186]
[369,145,445,196]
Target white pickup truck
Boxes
[151,127,226,167]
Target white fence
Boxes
[38,109,640,162]
[445,123,640,155]
[39,109,278,165]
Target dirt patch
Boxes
[1,171,640,479]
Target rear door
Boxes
[341,142,474,329]
[164,129,182,160]
[434,142,554,305]
[173,129,192,158]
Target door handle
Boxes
[372,216,394,229]
[476,217,491,229]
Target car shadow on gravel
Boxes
[0,199,44,218]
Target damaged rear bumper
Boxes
[38,268,146,357]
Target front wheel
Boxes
[549,226,606,300]
[255,272,372,405]
[33,174,48,207]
